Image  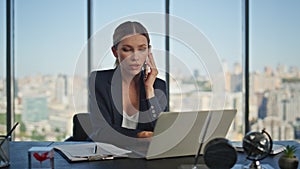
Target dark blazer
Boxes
[88,68,168,143]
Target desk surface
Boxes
[6,141,300,169]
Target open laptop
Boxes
[128,109,237,160]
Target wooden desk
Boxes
[6,141,300,169]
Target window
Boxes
[170,0,243,141]
[91,0,165,78]
[13,0,86,141]
[5,0,298,142]
[249,0,300,141]
[0,0,6,135]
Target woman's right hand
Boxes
[137,131,153,138]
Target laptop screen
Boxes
[146,109,237,159]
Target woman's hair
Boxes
[112,21,150,66]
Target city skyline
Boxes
[1,61,300,141]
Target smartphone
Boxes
[143,56,150,80]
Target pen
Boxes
[93,144,97,154]
[0,122,19,147]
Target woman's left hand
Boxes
[137,131,153,138]
[144,52,158,99]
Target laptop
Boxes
[128,109,237,160]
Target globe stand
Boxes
[249,160,262,169]
[243,160,274,169]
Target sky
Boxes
[0,0,299,77]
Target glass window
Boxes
[0,0,6,135]
[14,0,86,141]
[170,0,243,141]
[92,0,165,80]
[250,0,300,141]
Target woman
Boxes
[89,21,168,144]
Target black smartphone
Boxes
[143,56,149,80]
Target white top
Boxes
[121,111,139,129]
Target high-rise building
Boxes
[233,62,242,75]
[55,74,68,104]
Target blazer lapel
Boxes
[110,68,123,126]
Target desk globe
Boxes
[242,129,273,169]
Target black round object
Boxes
[203,138,237,169]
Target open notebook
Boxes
[54,142,131,162]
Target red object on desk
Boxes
[33,152,49,162]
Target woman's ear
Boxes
[111,46,118,58]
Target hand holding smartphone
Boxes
[143,51,158,99]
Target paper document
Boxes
[54,142,132,162]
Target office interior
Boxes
[1,0,300,144]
